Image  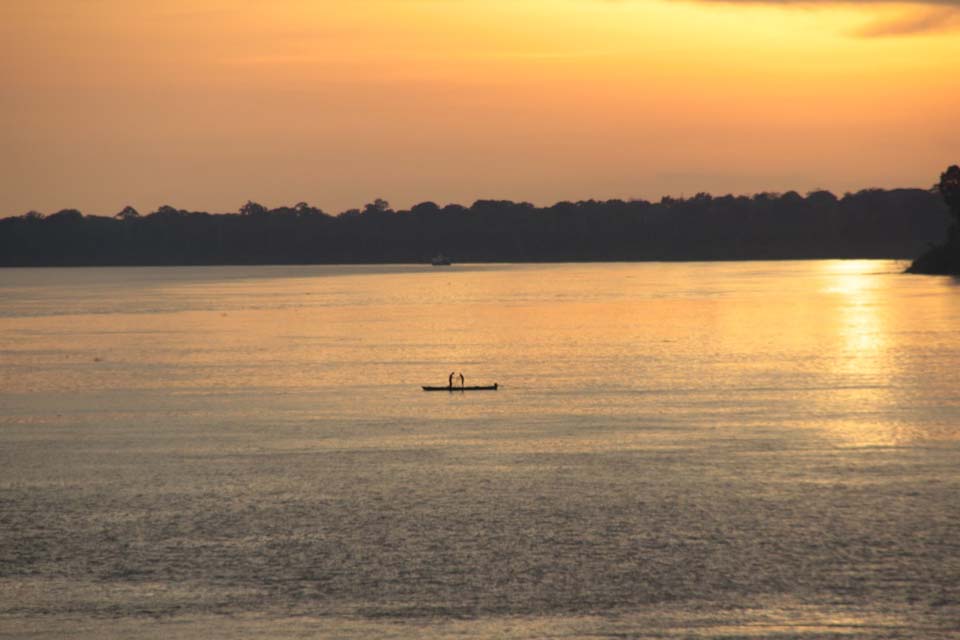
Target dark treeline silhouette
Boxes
[0,189,951,266]
[908,166,960,275]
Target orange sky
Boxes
[2,0,958,215]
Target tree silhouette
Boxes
[938,165,960,220]
[363,198,391,215]
[115,205,140,220]
[806,190,838,206]
[150,205,182,219]
[240,201,268,217]
[907,164,960,274]
[411,202,440,215]
[46,209,83,223]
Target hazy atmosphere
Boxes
[3,3,960,639]
[2,0,959,215]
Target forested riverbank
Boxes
[1,188,949,266]
[907,166,960,275]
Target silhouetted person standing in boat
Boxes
[449,372,455,389]
[459,372,465,389]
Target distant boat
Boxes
[431,254,452,266]
[422,383,498,392]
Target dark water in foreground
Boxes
[1,261,959,638]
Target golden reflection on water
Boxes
[2,263,960,639]
[1,261,958,447]
[818,260,900,447]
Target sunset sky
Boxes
[2,0,958,216]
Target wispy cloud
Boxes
[656,0,960,5]
[600,0,960,36]
[854,6,960,35]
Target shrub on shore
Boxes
[908,166,960,275]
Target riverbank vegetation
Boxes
[907,166,960,275]
[1,188,950,266]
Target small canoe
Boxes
[422,384,498,392]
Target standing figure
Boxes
[449,371,455,389]
[459,372,465,389]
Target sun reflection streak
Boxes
[818,261,901,447]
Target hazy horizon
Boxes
[1,180,944,218]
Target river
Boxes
[1,261,958,638]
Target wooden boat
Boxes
[422,383,498,392]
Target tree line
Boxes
[0,188,950,266]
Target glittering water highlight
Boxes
[1,261,958,638]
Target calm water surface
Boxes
[1,261,959,639]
